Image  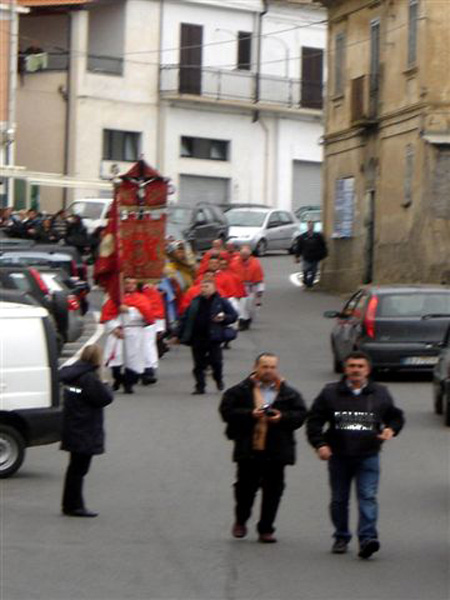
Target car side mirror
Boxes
[323,310,341,318]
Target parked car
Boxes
[225,207,300,256]
[0,250,90,314]
[167,203,228,252]
[294,205,322,234]
[324,285,450,373]
[0,265,83,349]
[432,324,450,425]
[0,301,61,477]
[67,197,112,235]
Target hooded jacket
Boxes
[219,376,307,465]
[307,379,404,458]
[60,361,113,455]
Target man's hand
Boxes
[212,312,225,323]
[294,256,300,264]
[377,427,394,441]
[112,327,124,339]
[252,408,267,420]
[267,409,281,424]
[119,304,129,314]
[317,445,332,461]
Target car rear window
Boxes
[8,272,32,293]
[377,293,450,317]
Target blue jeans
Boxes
[328,454,380,542]
[302,260,318,287]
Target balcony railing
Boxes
[18,51,123,76]
[160,64,323,110]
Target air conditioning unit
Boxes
[350,75,379,127]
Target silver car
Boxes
[226,208,300,256]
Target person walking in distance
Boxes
[229,245,264,330]
[219,353,307,543]
[177,279,237,394]
[306,351,405,558]
[60,344,113,517]
[294,220,328,289]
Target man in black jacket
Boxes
[294,220,328,289]
[178,279,237,394]
[307,351,404,558]
[219,353,307,543]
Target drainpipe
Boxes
[62,11,72,209]
[254,1,269,205]
[156,0,165,172]
[6,0,19,207]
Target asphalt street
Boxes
[2,254,449,600]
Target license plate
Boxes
[402,356,439,366]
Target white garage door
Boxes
[179,175,230,206]
[292,161,322,210]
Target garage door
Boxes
[179,175,230,206]
[292,161,322,210]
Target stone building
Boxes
[317,0,450,293]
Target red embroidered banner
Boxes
[121,214,167,280]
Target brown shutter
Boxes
[179,23,203,95]
[301,47,323,109]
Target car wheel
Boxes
[332,342,343,373]
[255,239,267,257]
[434,385,443,415]
[0,425,26,478]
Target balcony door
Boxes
[301,47,323,109]
[179,23,203,95]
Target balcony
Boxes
[160,65,323,111]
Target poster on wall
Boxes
[333,177,355,238]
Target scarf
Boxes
[250,373,283,451]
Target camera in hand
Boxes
[262,404,277,417]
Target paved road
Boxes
[2,255,449,600]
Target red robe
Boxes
[100,291,155,324]
[142,285,165,320]
[229,255,264,284]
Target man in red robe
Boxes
[100,277,154,393]
[229,245,265,330]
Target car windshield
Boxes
[226,210,267,227]
[167,207,192,226]
[378,293,450,317]
[70,202,106,220]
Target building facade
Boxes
[15,0,326,213]
[318,0,450,292]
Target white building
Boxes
[16,0,326,212]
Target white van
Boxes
[67,198,112,235]
[0,302,61,477]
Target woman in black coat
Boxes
[60,344,113,517]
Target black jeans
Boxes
[191,341,223,391]
[234,456,286,534]
[62,453,93,512]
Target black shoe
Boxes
[112,381,121,392]
[331,539,348,554]
[358,539,380,559]
[216,380,224,391]
[192,388,205,395]
[123,386,134,394]
[63,508,98,518]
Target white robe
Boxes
[103,307,147,374]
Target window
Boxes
[334,33,346,96]
[279,212,294,224]
[180,137,229,161]
[403,145,414,208]
[301,47,323,109]
[103,129,141,161]
[408,0,419,66]
[237,31,252,70]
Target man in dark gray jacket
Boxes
[220,353,307,543]
[307,351,404,558]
